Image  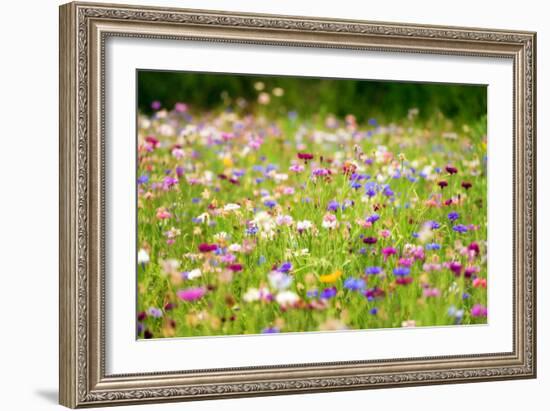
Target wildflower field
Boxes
[136,73,487,339]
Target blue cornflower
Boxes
[147,307,163,318]
[369,307,378,315]
[393,267,411,276]
[365,266,382,275]
[262,327,280,334]
[264,199,277,208]
[252,165,264,172]
[383,185,394,197]
[350,181,363,189]
[258,255,266,265]
[426,242,441,250]
[366,187,377,197]
[366,213,380,224]
[320,287,337,299]
[246,226,258,236]
[368,118,378,127]
[327,200,340,212]
[452,224,468,233]
[306,289,319,298]
[426,220,440,230]
[278,262,293,273]
[448,211,460,221]
[191,197,201,204]
[342,199,354,210]
[343,277,366,291]
[137,174,149,185]
[412,232,419,238]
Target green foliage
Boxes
[138,70,487,124]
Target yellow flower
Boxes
[222,156,233,167]
[319,270,342,283]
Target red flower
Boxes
[445,165,458,175]
[396,277,413,285]
[198,243,218,253]
[438,180,448,189]
[228,263,243,272]
[297,152,314,160]
[461,181,473,190]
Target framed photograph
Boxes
[59,1,537,408]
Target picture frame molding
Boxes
[59,2,536,407]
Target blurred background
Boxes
[138,70,487,124]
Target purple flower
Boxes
[262,326,281,334]
[363,236,377,245]
[366,213,380,224]
[452,224,469,233]
[327,200,340,212]
[393,267,410,276]
[320,287,337,299]
[426,220,440,230]
[264,199,277,208]
[382,185,394,197]
[426,243,441,250]
[448,211,459,221]
[306,289,319,298]
[137,174,149,185]
[343,277,366,291]
[365,266,382,275]
[147,307,163,318]
[278,262,293,273]
[151,100,161,110]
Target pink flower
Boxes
[398,257,413,267]
[156,207,171,220]
[379,229,391,238]
[174,102,188,113]
[289,164,305,172]
[176,287,207,302]
[423,287,441,297]
[473,277,487,288]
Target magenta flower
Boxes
[177,287,207,302]
[382,247,397,261]
[198,243,218,253]
[297,152,314,161]
[437,180,448,189]
[228,263,243,272]
[471,304,488,317]
[449,261,463,276]
[363,236,377,244]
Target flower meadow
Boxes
[136,80,487,339]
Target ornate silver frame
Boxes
[59,1,536,408]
